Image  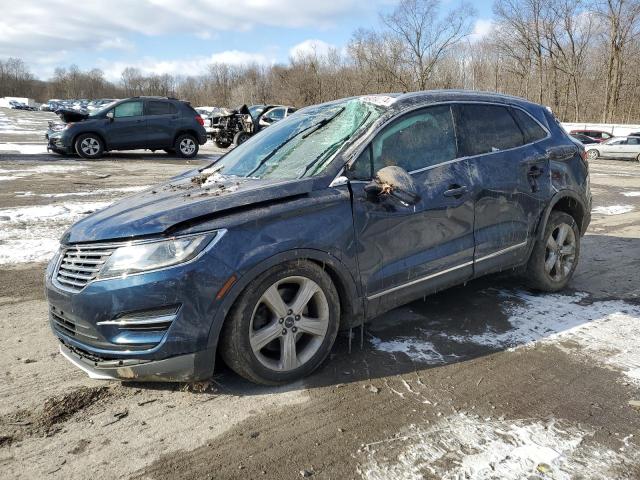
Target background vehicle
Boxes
[46,96,207,159]
[210,104,297,147]
[585,136,640,161]
[570,133,599,145]
[570,129,613,143]
[45,91,590,385]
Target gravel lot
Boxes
[1,107,640,479]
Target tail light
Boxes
[195,115,204,126]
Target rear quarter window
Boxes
[511,108,548,144]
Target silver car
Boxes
[586,136,640,161]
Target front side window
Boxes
[454,104,524,156]
[114,101,143,118]
[370,105,457,174]
[263,108,286,122]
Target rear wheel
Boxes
[233,131,251,146]
[215,139,232,148]
[220,261,340,385]
[525,211,580,292]
[587,149,599,160]
[75,134,104,159]
[175,134,198,158]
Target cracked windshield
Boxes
[207,98,384,179]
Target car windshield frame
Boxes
[88,101,119,118]
[202,98,387,180]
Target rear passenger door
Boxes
[453,103,551,275]
[146,100,178,148]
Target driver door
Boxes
[105,100,147,149]
[347,105,475,317]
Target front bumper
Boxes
[59,343,214,381]
[46,247,235,381]
[46,132,73,154]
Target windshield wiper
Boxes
[246,107,346,178]
[300,111,372,178]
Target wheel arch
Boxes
[536,190,588,239]
[173,129,199,145]
[204,248,364,355]
[72,131,108,151]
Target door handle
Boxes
[443,185,468,198]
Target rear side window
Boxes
[114,101,143,118]
[511,108,547,143]
[454,104,524,156]
[147,101,176,115]
[371,105,457,173]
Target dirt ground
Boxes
[1,111,640,479]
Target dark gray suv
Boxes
[47,97,208,159]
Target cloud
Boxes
[0,0,387,64]
[97,50,275,81]
[470,19,494,42]
[289,39,335,59]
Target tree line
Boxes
[2,0,640,123]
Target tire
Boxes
[586,149,599,160]
[636,153,640,162]
[174,134,199,158]
[233,131,251,146]
[525,211,580,292]
[164,149,176,155]
[220,260,340,385]
[215,139,232,149]
[75,133,104,159]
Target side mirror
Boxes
[106,111,114,122]
[365,166,420,205]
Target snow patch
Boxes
[15,185,147,198]
[0,143,48,154]
[360,414,634,480]
[622,191,640,197]
[447,290,640,384]
[369,336,456,364]
[592,205,634,215]
[0,201,111,264]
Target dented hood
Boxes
[56,109,90,123]
[63,171,315,244]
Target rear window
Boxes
[511,108,547,143]
[454,104,524,156]
[147,101,176,115]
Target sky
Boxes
[0,0,495,81]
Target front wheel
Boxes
[75,133,104,159]
[220,261,340,385]
[215,139,232,148]
[175,134,199,158]
[525,211,580,292]
[587,149,599,160]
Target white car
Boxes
[195,107,220,136]
[586,136,640,161]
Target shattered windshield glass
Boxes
[206,98,385,180]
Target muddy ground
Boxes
[0,121,640,479]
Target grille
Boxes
[55,245,116,292]
[50,308,98,341]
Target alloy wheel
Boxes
[249,276,329,372]
[80,137,100,156]
[180,138,196,155]
[544,223,576,282]
[587,150,598,160]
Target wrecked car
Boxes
[210,104,296,148]
[46,97,207,159]
[45,91,591,385]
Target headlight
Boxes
[97,232,219,280]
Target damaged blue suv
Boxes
[45,91,591,385]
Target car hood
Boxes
[63,170,316,244]
[56,109,90,123]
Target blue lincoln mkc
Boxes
[45,90,591,385]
